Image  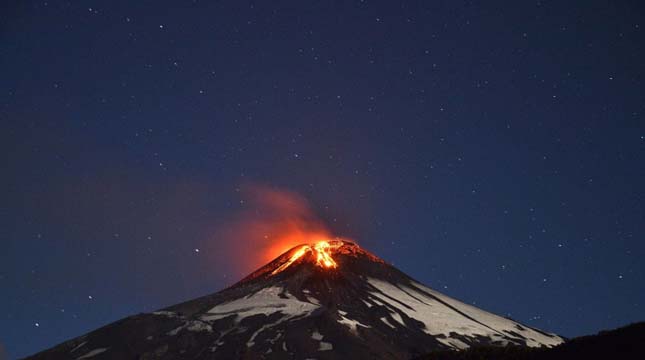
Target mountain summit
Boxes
[27,241,564,359]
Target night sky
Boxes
[3,1,645,358]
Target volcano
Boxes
[27,241,564,359]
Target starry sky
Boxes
[2,1,645,358]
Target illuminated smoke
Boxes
[215,185,350,276]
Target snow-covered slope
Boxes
[366,278,562,349]
[26,241,564,360]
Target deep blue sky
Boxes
[2,1,644,358]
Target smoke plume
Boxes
[216,185,348,276]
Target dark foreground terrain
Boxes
[416,322,645,360]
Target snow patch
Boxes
[168,320,212,336]
[76,348,108,359]
[69,341,87,353]
[268,331,282,344]
[247,320,284,348]
[389,311,405,326]
[209,329,233,353]
[202,286,319,323]
[306,296,321,305]
[380,316,396,328]
[371,298,385,307]
[311,330,323,341]
[311,330,333,351]
[319,341,333,351]
[337,311,371,333]
[187,321,213,332]
[152,311,177,318]
[446,338,470,349]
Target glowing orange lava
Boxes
[271,240,341,275]
[313,241,337,268]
